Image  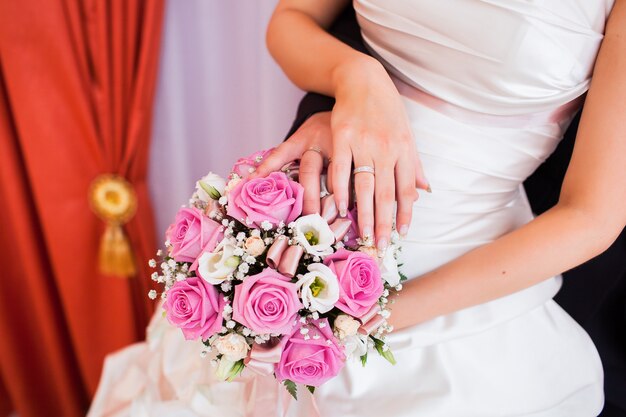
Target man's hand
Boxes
[254,112,334,216]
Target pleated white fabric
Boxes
[90,1,615,416]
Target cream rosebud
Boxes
[214,333,250,362]
[224,177,242,194]
[334,314,361,339]
[196,172,227,202]
[244,236,266,257]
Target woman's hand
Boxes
[330,58,429,254]
[257,59,429,254]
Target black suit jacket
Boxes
[286,6,626,414]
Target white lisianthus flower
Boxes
[343,333,368,360]
[292,214,335,257]
[297,263,339,313]
[380,246,401,287]
[334,314,361,339]
[196,172,227,202]
[197,242,240,285]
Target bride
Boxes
[90,1,625,416]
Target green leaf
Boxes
[398,270,408,283]
[306,385,316,395]
[360,353,368,367]
[199,181,221,200]
[226,359,245,382]
[284,379,298,400]
[372,336,396,365]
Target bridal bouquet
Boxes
[149,149,404,398]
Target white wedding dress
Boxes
[89,1,615,416]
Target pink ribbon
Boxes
[320,195,338,223]
[278,245,304,278]
[244,339,284,377]
[322,195,352,243]
[357,304,385,335]
[358,315,386,336]
[266,235,288,269]
[266,235,305,278]
[329,218,352,243]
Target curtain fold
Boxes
[0,1,164,416]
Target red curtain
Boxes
[0,1,164,416]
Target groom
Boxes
[283,6,626,416]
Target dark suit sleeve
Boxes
[285,6,369,139]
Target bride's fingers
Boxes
[374,162,395,255]
[353,154,376,243]
[331,134,353,217]
[299,149,324,215]
[395,156,419,238]
[414,152,430,191]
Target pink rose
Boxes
[163,277,225,340]
[166,207,223,263]
[275,318,345,387]
[232,268,301,335]
[231,148,274,179]
[226,172,304,228]
[324,249,384,318]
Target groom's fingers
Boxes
[253,139,303,178]
[299,150,324,215]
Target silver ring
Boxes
[353,165,375,175]
[303,146,323,158]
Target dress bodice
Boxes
[355,0,615,115]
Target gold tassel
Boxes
[99,223,137,277]
[89,174,138,278]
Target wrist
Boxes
[331,55,390,98]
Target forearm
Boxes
[392,204,616,329]
[267,4,384,97]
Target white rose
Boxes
[197,242,240,284]
[244,236,266,257]
[196,172,227,202]
[292,214,335,257]
[214,333,250,361]
[334,314,361,339]
[380,246,401,287]
[343,334,368,360]
[297,263,339,313]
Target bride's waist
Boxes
[400,186,532,277]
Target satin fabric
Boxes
[90,1,613,416]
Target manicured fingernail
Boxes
[377,238,388,257]
[399,225,408,237]
[362,226,373,242]
[339,201,348,217]
[426,184,432,193]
